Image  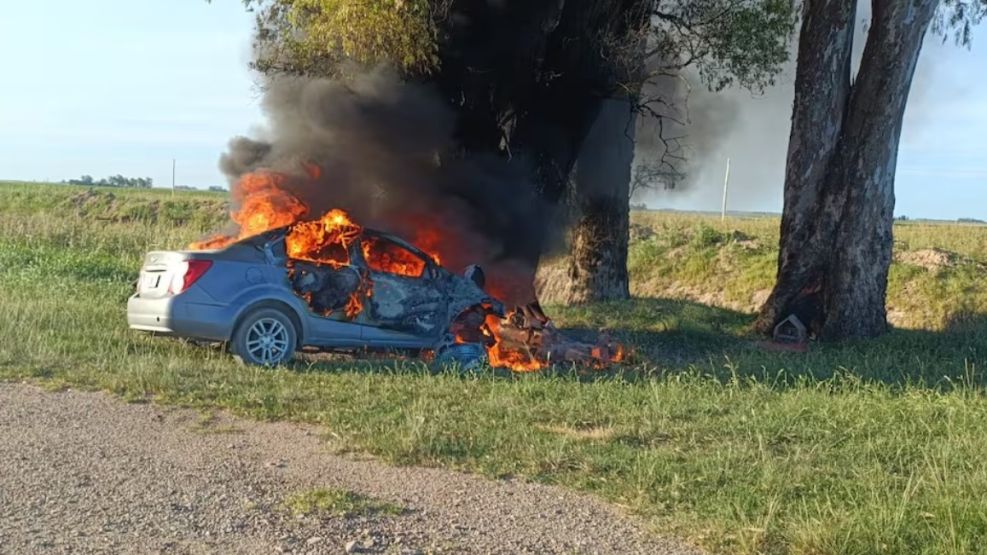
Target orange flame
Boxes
[286,209,366,318]
[286,208,361,267]
[189,170,308,250]
[411,227,443,265]
[482,314,546,372]
[234,172,308,238]
[362,236,427,278]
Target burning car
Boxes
[127,209,504,367]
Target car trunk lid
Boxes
[137,251,195,299]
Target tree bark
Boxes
[755,0,939,340]
[753,0,856,334]
[820,0,939,339]
[558,98,636,303]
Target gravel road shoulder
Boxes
[0,383,699,554]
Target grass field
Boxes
[2,180,987,554]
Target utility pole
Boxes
[721,157,731,222]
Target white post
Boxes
[721,157,731,222]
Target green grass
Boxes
[2,181,987,554]
[282,488,404,518]
[606,212,987,329]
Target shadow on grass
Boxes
[275,296,986,390]
[552,297,987,388]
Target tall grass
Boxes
[2,182,987,554]
[612,212,987,329]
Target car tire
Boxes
[231,307,297,367]
[434,342,488,372]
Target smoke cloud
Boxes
[634,1,954,215]
[631,65,794,213]
[220,69,555,302]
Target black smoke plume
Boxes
[219,69,555,303]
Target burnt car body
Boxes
[127,227,503,366]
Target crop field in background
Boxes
[2,180,986,554]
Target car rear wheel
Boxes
[232,308,297,366]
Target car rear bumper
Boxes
[127,293,234,341]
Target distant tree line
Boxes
[65,175,152,188]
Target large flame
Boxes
[285,209,366,318]
[235,171,308,237]
[286,208,361,267]
[189,171,306,251]
[362,236,428,278]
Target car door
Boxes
[264,232,364,344]
[358,234,447,338]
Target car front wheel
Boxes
[231,308,297,366]
[434,342,488,371]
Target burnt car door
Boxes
[358,233,447,338]
[261,231,364,343]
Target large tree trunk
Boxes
[753,0,857,334]
[557,98,636,303]
[755,0,939,340]
[510,0,648,306]
[820,0,938,338]
[440,0,650,307]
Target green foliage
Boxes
[241,0,796,103]
[652,0,798,92]
[282,488,403,517]
[0,182,229,230]
[933,0,987,46]
[689,223,728,249]
[67,174,152,188]
[247,0,441,76]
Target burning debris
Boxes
[482,307,625,371]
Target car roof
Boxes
[361,229,433,261]
[243,226,436,265]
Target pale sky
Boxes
[646,23,987,221]
[1,1,985,220]
[0,1,259,190]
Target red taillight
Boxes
[169,259,213,295]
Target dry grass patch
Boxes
[537,423,617,442]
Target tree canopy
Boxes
[229,0,798,304]
[934,0,987,46]
[650,0,796,92]
[245,0,442,76]
[241,0,796,92]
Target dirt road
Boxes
[0,383,697,554]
